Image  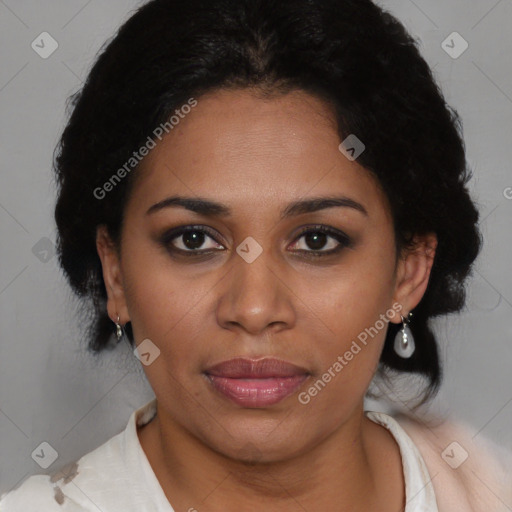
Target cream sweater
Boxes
[395,410,512,511]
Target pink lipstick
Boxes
[204,357,309,407]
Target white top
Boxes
[0,399,438,511]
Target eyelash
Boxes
[159,224,353,259]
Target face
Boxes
[97,88,436,462]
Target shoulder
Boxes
[0,472,83,511]
[0,400,158,512]
[393,411,512,511]
[0,431,126,512]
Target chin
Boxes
[202,420,309,465]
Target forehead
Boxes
[125,88,389,221]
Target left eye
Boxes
[289,226,351,254]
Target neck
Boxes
[137,403,403,512]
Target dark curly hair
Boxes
[53,0,482,405]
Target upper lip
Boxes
[204,357,309,378]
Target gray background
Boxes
[1,0,511,496]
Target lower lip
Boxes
[205,374,309,407]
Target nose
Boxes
[216,249,296,335]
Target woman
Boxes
[1,0,510,510]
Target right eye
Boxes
[160,225,225,255]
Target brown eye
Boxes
[301,232,331,251]
[179,230,208,250]
[289,225,353,256]
[160,225,224,255]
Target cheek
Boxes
[121,235,202,326]
[302,243,396,340]
[297,301,389,417]
[299,245,396,391]
[120,245,218,381]
[125,276,207,358]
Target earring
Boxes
[393,312,415,358]
[115,315,123,342]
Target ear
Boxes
[390,232,438,324]
[95,225,130,324]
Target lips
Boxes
[204,357,310,407]
[205,357,308,378]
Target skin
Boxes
[96,88,437,512]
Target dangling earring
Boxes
[115,315,123,342]
[393,312,415,358]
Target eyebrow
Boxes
[146,195,368,219]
